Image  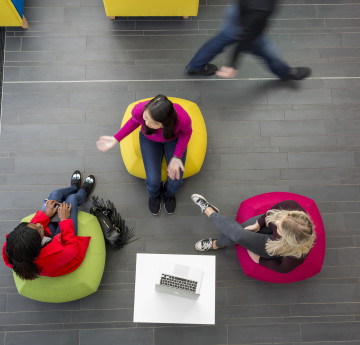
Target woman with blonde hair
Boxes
[191,194,316,273]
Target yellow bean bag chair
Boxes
[120,97,207,181]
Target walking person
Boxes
[185,1,311,80]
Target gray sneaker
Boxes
[191,194,219,214]
[195,238,217,251]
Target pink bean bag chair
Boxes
[235,192,326,283]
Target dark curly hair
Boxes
[6,222,42,280]
[143,94,177,140]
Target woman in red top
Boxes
[2,171,95,280]
[191,194,316,273]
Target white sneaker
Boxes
[191,194,219,213]
[195,238,217,251]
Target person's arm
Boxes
[173,107,192,159]
[259,256,303,273]
[30,211,52,237]
[97,102,143,152]
[56,203,79,263]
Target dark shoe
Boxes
[81,174,95,199]
[185,63,218,76]
[149,196,161,216]
[284,67,312,81]
[191,193,219,213]
[164,195,176,215]
[71,170,82,190]
[195,238,217,252]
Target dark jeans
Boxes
[139,131,187,199]
[211,214,276,259]
[187,4,290,79]
[41,186,87,236]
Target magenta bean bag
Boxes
[236,192,326,283]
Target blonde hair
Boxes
[265,209,316,258]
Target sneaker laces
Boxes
[201,239,213,250]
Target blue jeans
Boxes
[139,131,187,199]
[41,186,87,236]
[187,4,290,79]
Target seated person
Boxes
[191,194,316,273]
[96,94,193,216]
[2,171,95,280]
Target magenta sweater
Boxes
[114,101,192,159]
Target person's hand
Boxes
[216,66,238,79]
[248,250,260,263]
[57,202,72,221]
[96,136,118,152]
[44,200,59,218]
[167,157,185,180]
[244,221,260,232]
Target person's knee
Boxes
[48,190,62,202]
[65,194,78,206]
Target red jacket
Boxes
[2,211,91,277]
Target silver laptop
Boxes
[155,263,204,300]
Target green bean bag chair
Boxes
[13,211,106,303]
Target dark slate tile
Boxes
[23,7,65,22]
[301,322,360,342]
[5,37,21,52]
[72,309,133,323]
[155,326,226,345]
[85,65,151,80]
[267,89,332,105]
[64,7,107,21]
[278,33,341,49]
[19,66,85,81]
[228,324,300,344]
[21,36,86,52]
[15,157,84,174]
[0,159,15,174]
[318,5,360,19]
[289,185,359,202]
[0,311,70,325]
[86,36,150,51]
[80,290,134,309]
[5,330,79,345]
[3,67,19,81]
[288,152,355,169]
[80,328,153,345]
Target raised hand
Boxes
[96,136,118,152]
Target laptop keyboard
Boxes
[160,274,198,293]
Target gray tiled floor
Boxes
[1,0,360,344]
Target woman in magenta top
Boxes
[97,95,192,215]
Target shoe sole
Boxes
[163,203,174,215]
[191,193,220,213]
[151,209,161,216]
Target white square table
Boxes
[133,253,216,325]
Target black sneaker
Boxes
[185,63,218,76]
[284,67,312,81]
[191,193,219,213]
[164,195,176,215]
[80,174,95,199]
[149,196,161,216]
[195,238,217,251]
[71,170,82,190]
